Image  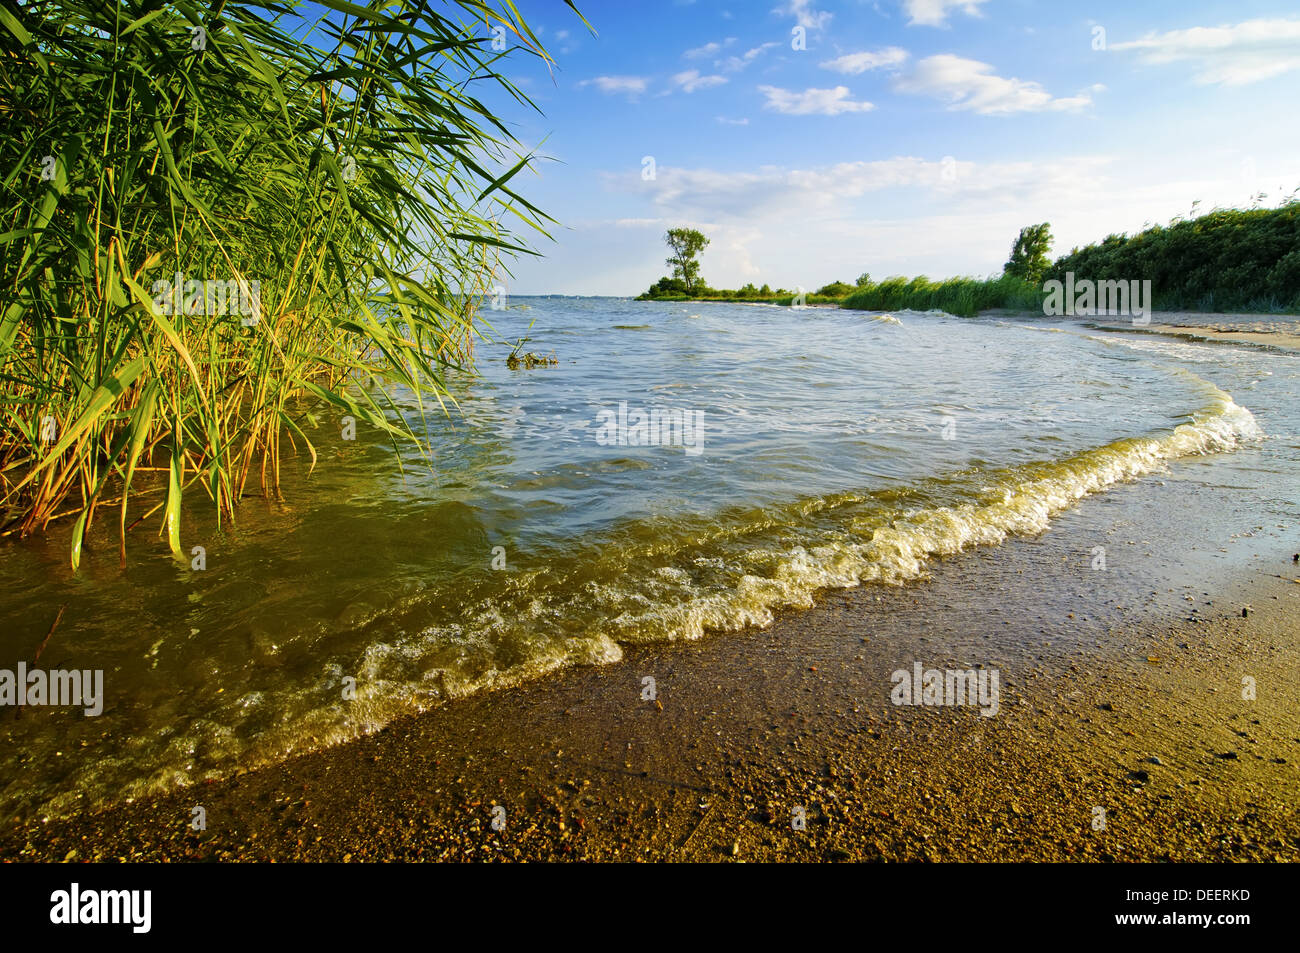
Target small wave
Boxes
[315,379,1261,715]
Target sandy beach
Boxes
[4,426,1296,862]
[983,308,1300,352]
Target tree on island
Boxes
[1003,223,1053,284]
[816,280,855,297]
[646,276,689,297]
[663,227,710,295]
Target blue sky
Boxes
[483,0,1300,295]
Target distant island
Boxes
[638,199,1300,317]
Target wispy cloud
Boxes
[820,47,910,74]
[672,70,729,93]
[903,0,992,28]
[759,85,874,116]
[717,42,781,73]
[684,38,736,59]
[716,116,750,125]
[630,155,1112,222]
[774,0,832,31]
[576,75,649,97]
[894,54,1092,114]
[685,41,722,59]
[717,42,774,74]
[1110,18,1300,86]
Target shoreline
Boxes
[643,299,1300,348]
[4,461,1297,862]
[981,308,1300,349]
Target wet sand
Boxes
[1136,324,1300,353]
[983,308,1300,352]
[3,463,1297,862]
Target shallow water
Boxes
[1,299,1296,821]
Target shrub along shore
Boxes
[639,201,1300,318]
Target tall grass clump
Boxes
[0,0,580,567]
[840,273,1041,317]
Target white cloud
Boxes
[820,47,909,74]
[514,146,1300,294]
[631,155,1113,224]
[686,37,738,59]
[576,75,649,96]
[903,0,992,28]
[684,41,722,59]
[774,0,832,31]
[717,42,781,73]
[1110,18,1300,86]
[894,54,1092,114]
[672,70,729,93]
[716,116,750,125]
[759,85,875,115]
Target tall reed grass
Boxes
[840,274,1042,317]
[0,1,577,567]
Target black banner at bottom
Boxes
[0,861,1279,941]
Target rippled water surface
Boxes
[2,299,1296,820]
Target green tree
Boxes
[664,227,710,294]
[644,276,688,297]
[1004,223,1053,283]
[816,280,855,297]
[856,272,872,287]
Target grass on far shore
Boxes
[840,274,1043,317]
[647,293,847,307]
[641,275,1042,317]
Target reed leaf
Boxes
[0,0,574,564]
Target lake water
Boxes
[2,298,1295,821]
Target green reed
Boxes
[840,274,1043,318]
[0,0,581,567]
